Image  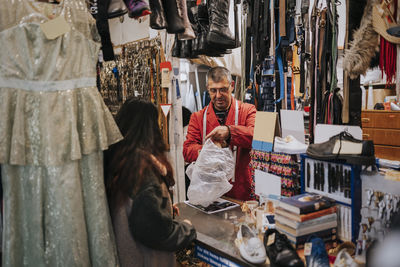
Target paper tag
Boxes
[267,232,275,246]
[161,68,170,88]
[40,16,70,40]
[332,140,363,155]
[160,104,171,117]
[304,242,312,256]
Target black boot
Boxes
[195,3,229,56]
[172,35,182,57]
[180,40,192,58]
[163,0,185,33]
[197,3,210,54]
[188,1,199,55]
[206,0,236,49]
[149,0,167,29]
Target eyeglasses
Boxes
[208,87,230,94]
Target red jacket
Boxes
[183,99,257,201]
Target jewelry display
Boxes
[98,37,162,115]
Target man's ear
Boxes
[229,83,235,93]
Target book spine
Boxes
[299,202,333,214]
[299,206,337,221]
[294,229,337,244]
[296,220,338,236]
[296,213,337,229]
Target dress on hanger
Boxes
[0,0,123,266]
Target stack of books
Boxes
[275,193,338,249]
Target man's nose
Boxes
[216,90,222,98]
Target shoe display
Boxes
[124,0,151,18]
[306,131,375,166]
[263,229,304,267]
[177,0,196,40]
[149,0,167,29]
[206,0,236,49]
[236,224,267,264]
[274,135,308,154]
[172,35,182,58]
[163,0,185,33]
[108,0,128,18]
[305,236,330,267]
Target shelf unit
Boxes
[300,155,362,243]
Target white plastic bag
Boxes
[186,139,235,207]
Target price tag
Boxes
[161,68,170,88]
[304,242,312,256]
[40,16,70,40]
[266,232,275,246]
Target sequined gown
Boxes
[0,0,123,266]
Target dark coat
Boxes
[110,168,196,267]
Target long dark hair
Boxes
[105,98,173,206]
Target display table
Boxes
[175,202,270,267]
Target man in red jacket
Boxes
[183,67,257,201]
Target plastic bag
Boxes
[186,139,235,207]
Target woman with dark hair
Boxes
[105,98,196,267]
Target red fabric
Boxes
[183,99,257,201]
[379,0,397,85]
[379,36,397,85]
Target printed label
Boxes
[267,232,275,246]
[304,242,312,256]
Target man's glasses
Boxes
[208,87,229,94]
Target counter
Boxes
[175,202,270,267]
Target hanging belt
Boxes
[329,0,338,93]
[241,1,249,100]
[203,100,239,181]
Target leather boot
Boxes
[177,0,196,40]
[163,0,185,33]
[108,0,128,18]
[206,0,236,49]
[124,0,151,18]
[172,35,181,57]
[180,40,192,58]
[149,0,167,29]
[197,3,230,57]
[197,3,210,54]
[188,2,199,55]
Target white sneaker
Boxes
[235,224,267,264]
[334,250,359,267]
[391,102,400,111]
[273,135,308,154]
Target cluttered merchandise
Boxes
[1,0,400,267]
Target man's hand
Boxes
[205,125,230,142]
